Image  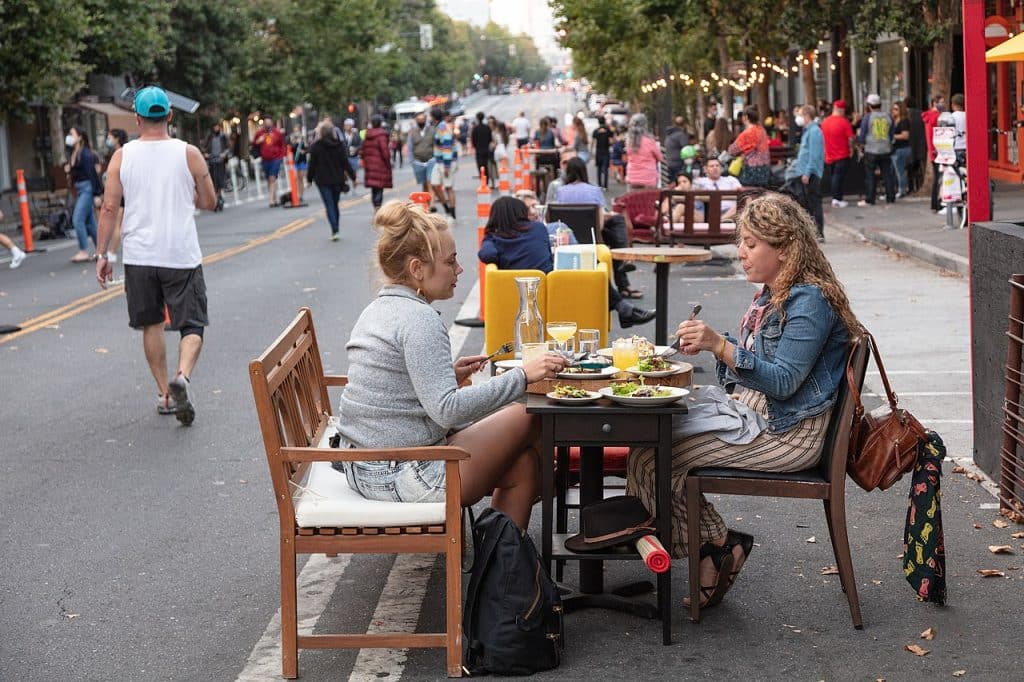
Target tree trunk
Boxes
[838,25,854,108]
[755,82,770,122]
[801,50,817,106]
[717,34,734,119]
[931,32,953,101]
[47,106,65,187]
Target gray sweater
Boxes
[337,285,526,449]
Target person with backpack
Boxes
[856,94,896,206]
[335,200,570,529]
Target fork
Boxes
[484,342,515,362]
[660,304,702,357]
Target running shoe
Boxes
[157,393,178,415]
[9,247,25,269]
[168,372,195,426]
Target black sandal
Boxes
[723,530,754,591]
[683,541,735,609]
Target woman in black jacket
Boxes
[307,119,357,240]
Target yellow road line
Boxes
[1,215,315,344]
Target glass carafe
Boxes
[513,276,544,355]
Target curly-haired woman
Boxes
[626,192,860,609]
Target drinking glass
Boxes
[546,321,577,360]
[521,342,548,367]
[577,329,600,359]
[612,337,639,372]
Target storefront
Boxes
[985,5,1024,183]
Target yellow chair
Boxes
[483,259,610,360]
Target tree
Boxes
[81,0,171,77]
[0,0,90,122]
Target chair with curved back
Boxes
[685,335,869,628]
[615,189,662,245]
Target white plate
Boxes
[555,365,619,380]
[546,389,602,405]
[597,345,673,359]
[494,359,522,369]
[598,386,689,406]
[626,361,691,378]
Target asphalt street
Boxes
[1,92,1021,681]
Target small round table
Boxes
[610,246,713,345]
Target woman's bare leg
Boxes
[447,403,541,528]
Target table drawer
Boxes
[553,414,659,443]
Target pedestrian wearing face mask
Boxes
[791,104,825,241]
[407,112,436,207]
[921,95,947,212]
[101,129,129,268]
[63,126,104,263]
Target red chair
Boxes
[616,190,662,245]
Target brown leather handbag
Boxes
[846,332,928,491]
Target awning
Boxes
[986,33,1024,62]
[77,100,136,131]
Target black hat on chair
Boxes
[564,495,656,552]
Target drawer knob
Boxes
[602,423,612,433]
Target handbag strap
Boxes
[846,331,899,419]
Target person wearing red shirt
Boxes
[253,117,286,207]
[920,95,945,212]
[820,100,855,208]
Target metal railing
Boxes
[1001,274,1024,519]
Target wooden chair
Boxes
[249,308,467,678]
[685,336,869,628]
[656,189,740,247]
[615,189,661,244]
[546,203,604,244]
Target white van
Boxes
[393,99,429,135]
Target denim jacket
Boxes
[716,284,849,433]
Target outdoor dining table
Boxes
[610,246,713,345]
[527,392,688,645]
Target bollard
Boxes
[498,157,510,196]
[252,158,265,200]
[15,169,35,252]
[409,191,432,211]
[229,158,241,206]
[454,168,490,328]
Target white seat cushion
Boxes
[666,221,737,234]
[290,428,447,528]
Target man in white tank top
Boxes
[95,86,217,425]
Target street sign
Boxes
[419,24,433,50]
[508,44,516,57]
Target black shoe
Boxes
[622,263,637,273]
[449,205,456,219]
[619,307,657,329]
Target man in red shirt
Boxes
[820,100,855,208]
[920,95,945,212]
[253,117,286,207]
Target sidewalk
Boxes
[825,180,1024,276]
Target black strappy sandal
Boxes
[683,541,735,609]
[723,530,754,592]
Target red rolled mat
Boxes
[635,534,671,573]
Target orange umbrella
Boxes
[986,33,1024,62]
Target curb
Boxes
[828,217,969,277]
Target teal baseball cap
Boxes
[134,86,171,119]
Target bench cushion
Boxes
[664,222,736,234]
[290,428,447,528]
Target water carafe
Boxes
[513,276,544,354]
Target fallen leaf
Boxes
[952,465,967,474]
[238,479,248,484]
[952,671,966,678]
[1000,507,1024,524]
[966,471,984,482]
[989,545,1014,554]
[1011,531,1024,539]
[993,519,1010,529]
[94,347,109,354]
[872,580,883,586]
[973,524,982,529]
[63,613,80,619]
[904,644,930,656]
[806,536,817,543]
[820,566,839,575]
[977,569,1005,577]
[920,627,936,640]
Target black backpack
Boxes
[463,508,563,676]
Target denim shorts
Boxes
[261,157,283,178]
[344,459,447,503]
[412,158,435,184]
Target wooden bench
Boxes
[249,307,467,678]
[655,189,741,247]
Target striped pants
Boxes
[625,389,830,558]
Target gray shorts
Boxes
[344,459,446,503]
[124,264,208,331]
